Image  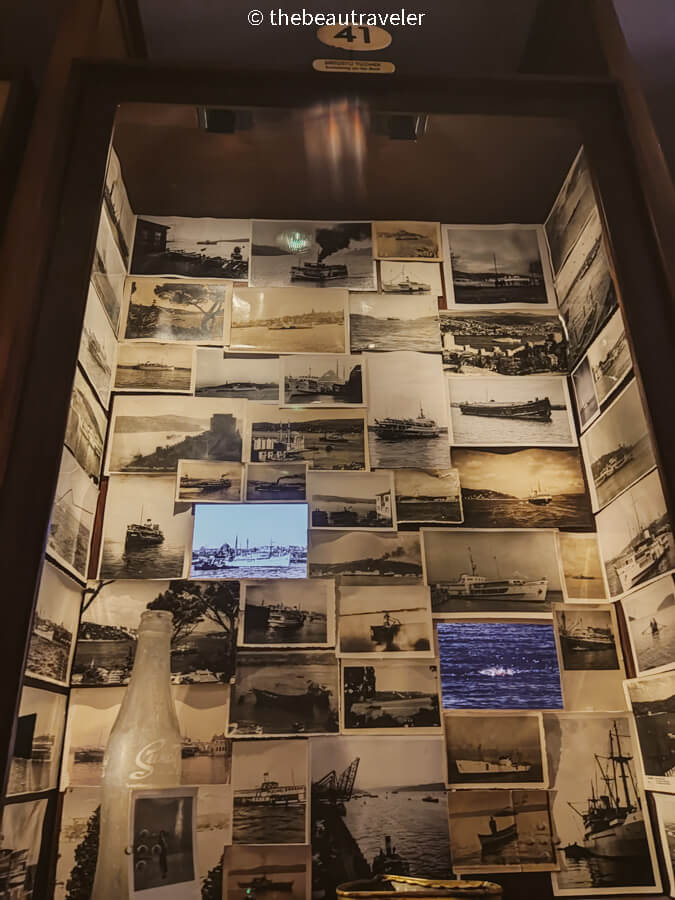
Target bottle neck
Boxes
[129,627,172,688]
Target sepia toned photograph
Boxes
[240,579,335,648]
[308,530,422,581]
[625,671,675,792]
[372,221,441,261]
[78,282,117,409]
[64,367,107,482]
[0,798,48,899]
[194,785,234,895]
[55,787,102,898]
[176,459,244,503]
[545,148,596,274]
[337,583,433,657]
[342,660,441,732]
[556,532,608,601]
[249,220,375,290]
[25,561,81,686]
[380,260,443,296]
[571,355,600,430]
[245,462,307,502]
[104,147,135,267]
[123,277,230,344]
[229,650,339,736]
[394,468,462,528]
[92,201,126,334]
[282,354,363,406]
[308,470,395,529]
[195,349,280,401]
[623,575,675,677]
[115,342,195,393]
[349,292,442,353]
[585,307,633,407]
[652,793,675,899]
[47,448,98,582]
[223,844,309,900]
[8,685,67,796]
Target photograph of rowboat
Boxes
[557,532,608,602]
[342,661,441,732]
[337,584,433,657]
[585,308,633,407]
[545,149,596,274]
[373,221,441,260]
[308,470,395,529]
[25,562,81,686]
[123,277,231,344]
[223,844,309,900]
[78,284,116,409]
[622,575,675,676]
[394,468,463,528]
[240,579,334,648]
[349,292,442,354]
[308,531,422,581]
[246,463,307,502]
[571,356,600,431]
[625,671,675,792]
[195,349,280,401]
[8,686,67,796]
[380,261,443,296]
[176,459,244,503]
[115,341,195,393]
[282,354,363,406]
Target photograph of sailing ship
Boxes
[229,650,338,736]
[46,448,98,581]
[342,660,441,732]
[452,447,593,529]
[373,221,441,261]
[115,342,195,393]
[123,277,230,344]
[64,367,107,482]
[394,468,462,528]
[195,350,280,401]
[106,395,245,475]
[176,459,244,502]
[380,261,443,296]
[366,351,450,469]
[246,463,307,502]
[337,583,433,657]
[232,739,308,844]
[625,671,675,791]
[130,215,250,279]
[190,503,307,580]
[249,220,375,290]
[623,575,675,676]
[447,375,576,447]
[309,470,395,529]
[92,199,126,334]
[571,356,600,430]
[548,712,660,894]
[282,354,363,406]
[349,292,442,353]
[223,844,309,900]
[104,148,135,267]
[557,532,608,601]
[98,475,193,580]
[8,685,66,796]
[443,225,553,306]
[585,308,633,406]
[652,793,675,899]
[78,283,116,408]
[240,579,334,648]
[437,622,563,710]
[596,469,674,597]
[25,562,81,686]
[308,531,422,581]
[422,528,562,616]
[545,148,596,274]
[0,798,47,900]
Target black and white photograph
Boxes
[556,532,608,601]
[46,448,98,581]
[596,469,674,597]
[585,307,633,406]
[308,530,422,580]
[92,201,126,334]
[349,292,442,353]
[444,711,548,788]
[176,459,244,503]
[308,470,395,529]
[372,221,441,260]
[123,277,230,344]
[245,463,307,502]
[195,349,280,401]
[78,282,117,409]
[581,380,656,512]
[98,475,193,580]
[440,310,567,376]
[442,224,553,307]
[337,583,433,657]
[104,147,135,267]
[232,739,308,844]
[447,375,577,447]
[106,395,245,475]
[311,735,451,895]
[248,405,367,471]
[115,342,195,393]
[380,260,443,296]
[622,575,675,677]
[0,798,48,899]
[25,561,81,686]
[545,148,596,274]
[131,215,249,279]
[652,793,675,899]
[624,670,675,792]
[342,660,441,732]
[223,844,309,900]
[281,354,363,406]
[394,468,463,528]
[231,286,348,354]
[571,355,600,430]
[366,351,450,469]
[54,787,101,899]
[452,447,593,530]
[190,503,307,580]
[422,528,563,616]
[8,685,67,796]
[64,367,107,482]
[194,785,234,896]
[229,650,339,736]
[249,220,375,290]
[240,579,335,648]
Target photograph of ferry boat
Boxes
[240,579,334,648]
[245,463,307,502]
[115,341,195,393]
[229,650,338,736]
[0,798,48,900]
[342,660,441,733]
[78,282,117,409]
[447,375,576,447]
[64,367,107,482]
[223,844,309,900]
[7,686,67,796]
[421,528,562,616]
[25,561,81,686]
[123,277,231,344]
[452,447,593,530]
[372,221,441,261]
[442,224,554,307]
[98,475,193,580]
[249,220,375,290]
[625,671,675,792]
[176,459,244,503]
[281,354,363,406]
[585,308,633,406]
[394,468,463,528]
[104,148,135,268]
[652,793,675,899]
[130,215,250,279]
[46,448,98,582]
[349,292,442,353]
[596,469,674,597]
[545,148,596,274]
[548,712,661,895]
[366,351,450,469]
[308,470,395,529]
[337,584,433,657]
[380,261,443,296]
[557,532,608,602]
[622,575,675,677]
[571,356,600,431]
[92,200,126,334]
[195,350,280,401]
[308,531,422,581]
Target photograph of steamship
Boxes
[372,221,441,261]
[342,661,441,733]
[571,356,600,430]
[78,283,116,409]
[394,468,463,528]
[422,528,562,616]
[115,341,195,393]
[25,562,81,686]
[47,448,98,581]
[447,375,576,447]
[176,459,244,503]
[8,686,66,796]
[245,463,307,502]
[64,369,107,482]
[443,224,553,306]
[379,260,443,296]
[229,650,339,736]
[622,575,675,677]
[282,354,363,406]
[249,220,376,291]
[123,276,231,344]
[91,195,126,333]
[223,844,309,900]
[349,292,442,353]
[308,530,422,581]
[545,148,596,274]
[104,148,135,268]
[625,671,675,792]
[585,308,633,407]
[0,797,47,900]
[549,713,661,894]
[195,349,280,401]
[557,532,608,602]
[337,583,433,657]
[240,579,334,648]
[232,739,308,844]
[554,606,620,671]
[308,471,395,530]
[440,310,567,376]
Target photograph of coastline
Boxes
[240,579,334,648]
[123,277,230,344]
[625,670,675,792]
[223,844,309,900]
[308,470,395,529]
[281,354,363,406]
[349,292,442,353]
[585,308,633,407]
[373,221,441,261]
[25,561,81,686]
[78,283,117,409]
[308,530,422,581]
[545,149,596,274]
[622,575,675,676]
[92,201,126,334]
[652,793,675,899]
[104,148,135,267]
[8,685,67,796]
[46,448,98,581]
[115,341,195,393]
[195,350,280,401]
[337,583,433,657]
[246,462,307,502]
[571,355,600,430]
[556,532,608,601]
[394,468,463,528]
[379,261,443,296]
[0,798,48,899]
[342,660,441,732]
[176,459,244,503]
[64,367,107,481]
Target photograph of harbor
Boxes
[447,375,576,447]
[8,686,66,796]
[394,468,462,528]
[240,579,334,648]
[443,224,552,306]
[25,561,81,686]
[372,221,441,260]
[557,532,608,601]
[194,786,234,894]
[342,660,441,732]
[246,463,307,502]
[98,475,192,579]
[47,448,98,581]
[571,356,600,430]
[0,798,47,900]
[452,447,593,529]
[232,739,308,844]
[104,148,135,267]
[130,215,250,279]
[195,349,280,401]
[349,292,442,353]
[177,459,244,502]
[78,283,116,408]
[422,528,562,616]
[548,712,660,894]
[625,671,675,791]
[229,650,339,736]
[92,200,126,333]
[249,220,375,290]
[337,583,433,657]
[311,734,451,895]
[223,844,309,900]
[308,530,422,580]
[545,149,596,274]
[379,261,443,296]
[115,341,195,393]
[652,793,675,900]
[437,621,563,710]
[622,575,675,676]
[64,368,107,482]
[585,308,633,406]
[440,310,567,376]
[366,351,450,469]
[282,354,363,406]
[123,277,230,344]
[309,470,395,529]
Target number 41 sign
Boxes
[317,24,392,51]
